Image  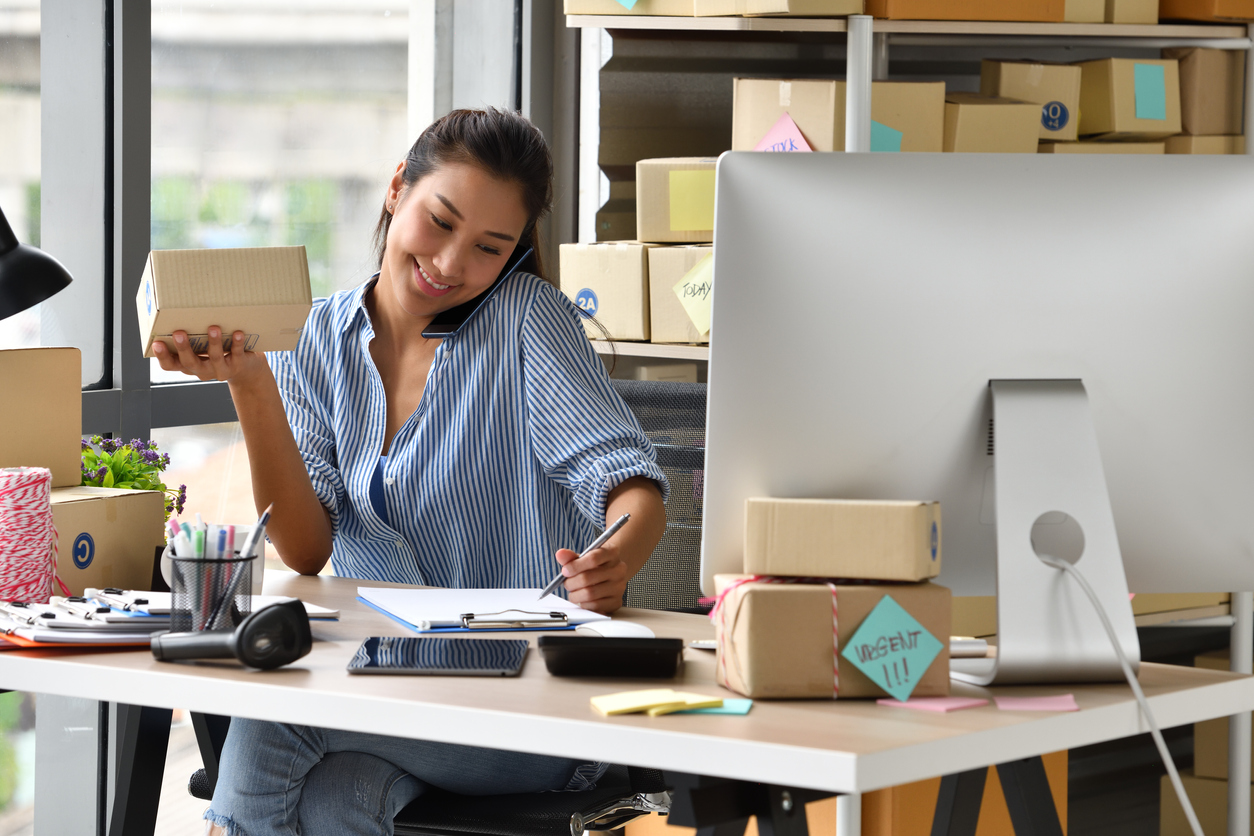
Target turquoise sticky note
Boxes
[870,121,903,153]
[1134,64,1167,121]
[841,596,943,702]
[678,699,753,716]
[615,0,639,7]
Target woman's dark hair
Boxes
[372,108,554,277]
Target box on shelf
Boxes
[731,78,945,153]
[980,61,1083,141]
[636,158,717,244]
[1104,0,1157,22]
[744,497,941,581]
[136,246,313,359]
[631,362,700,382]
[596,181,638,243]
[1077,58,1182,138]
[564,0,696,14]
[1162,47,1246,136]
[695,0,862,14]
[0,347,82,487]
[559,242,656,341]
[866,0,1064,20]
[1132,592,1229,615]
[1038,140,1165,152]
[648,245,711,345]
[1159,0,1254,21]
[1160,771,1252,836]
[1165,135,1246,153]
[714,575,951,699]
[943,93,1041,153]
[51,486,166,596]
[1064,0,1105,20]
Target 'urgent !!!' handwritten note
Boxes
[841,595,943,702]
[673,252,714,336]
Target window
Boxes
[0,0,40,352]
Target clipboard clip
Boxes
[460,609,569,630]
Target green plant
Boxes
[81,436,187,522]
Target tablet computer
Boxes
[347,636,529,677]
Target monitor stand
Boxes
[950,379,1140,686]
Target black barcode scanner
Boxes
[151,599,312,670]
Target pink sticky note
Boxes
[753,113,812,153]
[994,694,1080,712]
[876,697,989,713]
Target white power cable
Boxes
[1037,554,1204,836]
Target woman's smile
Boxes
[414,258,456,297]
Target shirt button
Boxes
[394,538,404,548]
[384,477,395,486]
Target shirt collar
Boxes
[341,274,379,336]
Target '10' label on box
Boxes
[841,595,944,702]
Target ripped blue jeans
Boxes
[204,718,603,836]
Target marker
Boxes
[192,529,205,559]
[167,518,181,541]
[180,522,192,539]
[537,513,631,600]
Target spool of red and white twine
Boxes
[0,467,69,602]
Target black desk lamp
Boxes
[0,203,73,320]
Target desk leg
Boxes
[930,768,986,836]
[995,758,1064,836]
[107,704,172,836]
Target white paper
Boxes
[357,587,610,630]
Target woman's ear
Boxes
[387,162,406,211]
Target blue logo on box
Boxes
[1042,101,1069,132]
[931,521,938,561]
[575,288,598,318]
[144,280,153,316]
[73,533,95,569]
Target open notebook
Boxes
[357,587,610,632]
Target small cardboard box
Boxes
[1165,134,1246,153]
[0,347,82,488]
[51,486,166,596]
[559,242,655,341]
[1159,0,1254,21]
[648,245,711,345]
[136,246,313,359]
[980,61,1083,141]
[744,497,941,581]
[1163,48,1246,136]
[694,0,862,14]
[636,158,718,244]
[732,79,945,153]
[866,0,1063,20]
[943,94,1042,153]
[564,0,696,13]
[1105,0,1156,22]
[1077,58,1182,138]
[1038,140,1165,152]
[713,575,951,699]
[1160,772,1252,836]
[1065,0,1105,20]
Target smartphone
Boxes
[420,245,534,339]
[346,636,529,677]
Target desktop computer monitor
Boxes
[699,152,1254,684]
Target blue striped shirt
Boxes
[268,272,668,589]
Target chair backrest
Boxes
[611,379,707,612]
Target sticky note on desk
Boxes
[876,696,988,713]
[669,170,716,232]
[591,689,722,717]
[840,595,944,702]
[673,252,714,336]
[1134,64,1167,121]
[754,113,812,153]
[677,698,753,715]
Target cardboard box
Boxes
[632,363,700,382]
[1105,0,1156,22]
[648,245,711,345]
[1163,47,1246,136]
[1160,771,1254,835]
[1166,134,1246,153]
[1038,140,1165,152]
[714,575,951,699]
[1065,0,1105,20]
[943,94,1042,153]
[597,183,638,243]
[0,347,82,488]
[694,0,861,14]
[636,159,717,244]
[559,242,655,341]
[137,247,313,359]
[866,0,1064,20]
[980,61,1083,141]
[1077,58,1182,138]
[744,497,941,581]
[564,0,696,14]
[1132,592,1229,614]
[51,486,166,596]
[731,79,945,153]
[1160,0,1254,21]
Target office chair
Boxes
[189,380,709,836]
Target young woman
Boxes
[153,108,667,836]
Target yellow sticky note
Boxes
[646,692,724,717]
[591,689,687,717]
[673,252,714,336]
[669,170,716,232]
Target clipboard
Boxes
[356,598,577,633]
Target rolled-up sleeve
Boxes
[520,284,669,527]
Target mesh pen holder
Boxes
[170,553,255,632]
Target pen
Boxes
[537,513,631,600]
[192,529,205,559]
[238,503,273,561]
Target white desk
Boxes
[9,573,1254,832]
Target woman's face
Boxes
[381,161,529,322]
